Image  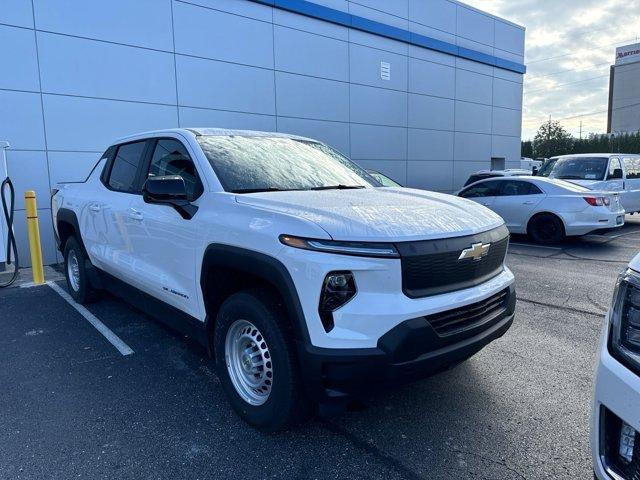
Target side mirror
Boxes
[143,175,187,202]
[532,166,538,176]
[143,175,197,219]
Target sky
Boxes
[462,0,640,140]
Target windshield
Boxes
[537,157,608,180]
[197,136,379,193]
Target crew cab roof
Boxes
[112,127,316,145]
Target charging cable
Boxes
[0,176,18,287]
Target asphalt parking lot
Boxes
[2,216,640,480]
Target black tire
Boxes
[63,237,98,304]
[528,213,565,244]
[214,288,311,431]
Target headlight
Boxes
[280,235,399,258]
[610,268,640,373]
[318,271,357,332]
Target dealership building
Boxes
[608,42,640,134]
[0,0,525,265]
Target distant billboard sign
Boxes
[616,42,640,65]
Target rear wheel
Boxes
[63,237,97,303]
[214,289,311,431]
[528,213,565,244]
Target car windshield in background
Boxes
[465,174,497,186]
[367,170,402,187]
[197,136,378,193]
[537,157,608,180]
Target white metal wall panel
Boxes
[32,0,174,51]
[38,33,177,104]
[0,25,40,92]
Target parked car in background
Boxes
[457,177,625,243]
[366,169,402,187]
[592,252,640,479]
[520,157,543,171]
[52,128,517,430]
[463,169,531,187]
[538,154,640,214]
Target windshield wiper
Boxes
[308,185,366,191]
[230,187,289,194]
[555,175,583,180]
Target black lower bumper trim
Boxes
[297,285,516,401]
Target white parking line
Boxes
[47,281,134,356]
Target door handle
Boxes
[128,209,144,221]
[523,201,535,205]
[89,204,101,213]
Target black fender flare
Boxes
[56,208,102,289]
[55,208,88,256]
[199,244,310,345]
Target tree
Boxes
[523,129,640,156]
[521,140,533,158]
[533,120,573,158]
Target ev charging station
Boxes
[0,141,9,269]
[1,140,19,287]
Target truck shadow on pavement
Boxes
[1,282,536,480]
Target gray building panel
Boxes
[611,61,640,133]
[0,25,40,92]
[274,26,349,81]
[275,73,350,122]
[173,1,275,69]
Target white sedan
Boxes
[457,176,625,243]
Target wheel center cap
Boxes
[241,354,252,371]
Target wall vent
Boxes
[380,61,391,80]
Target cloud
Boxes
[462,0,640,139]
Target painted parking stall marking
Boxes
[47,281,134,356]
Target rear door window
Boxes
[107,141,148,193]
[498,180,542,196]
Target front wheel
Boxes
[528,213,565,244]
[214,289,311,431]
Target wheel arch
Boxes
[56,208,89,257]
[200,244,310,350]
[526,210,567,235]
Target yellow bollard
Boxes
[24,190,45,284]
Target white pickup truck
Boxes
[52,128,516,430]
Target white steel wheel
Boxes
[67,249,81,292]
[224,319,273,406]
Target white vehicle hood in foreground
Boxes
[630,252,640,273]
[236,188,504,242]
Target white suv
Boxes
[592,253,640,478]
[52,128,516,430]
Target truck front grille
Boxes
[424,289,509,337]
[396,225,509,298]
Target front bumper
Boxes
[298,284,516,401]
[592,313,640,479]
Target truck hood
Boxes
[630,252,640,274]
[235,188,504,242]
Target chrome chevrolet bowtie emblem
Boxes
[458,242,490,261]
